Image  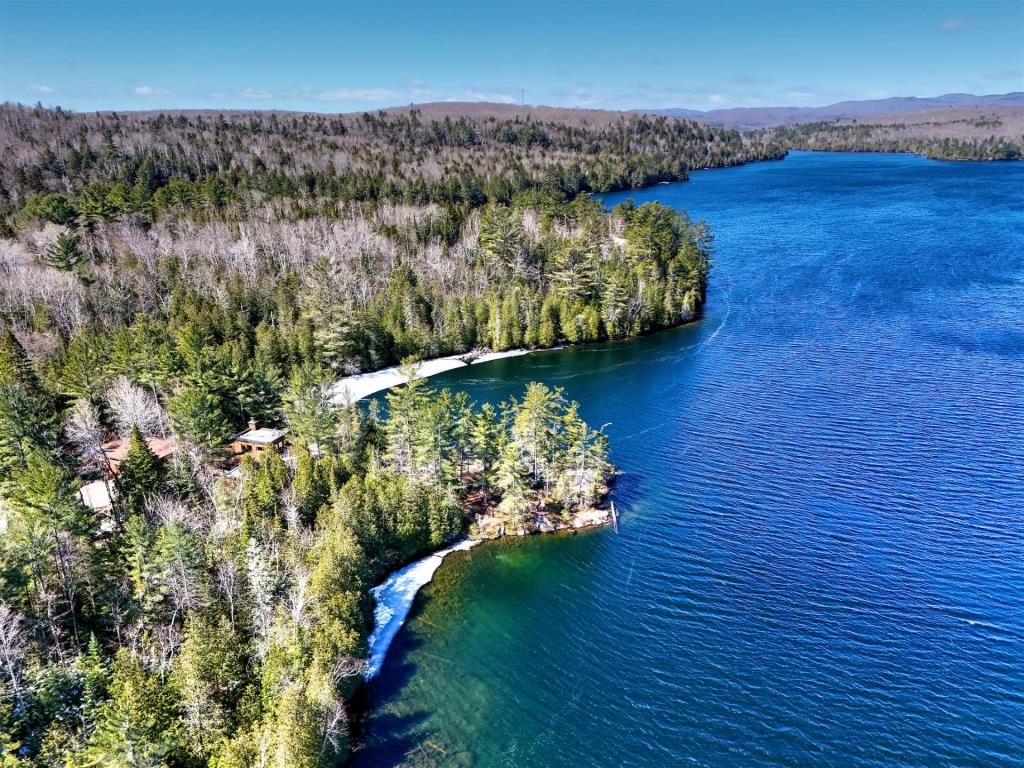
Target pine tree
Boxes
[240,453,288,526]
[58,332,108,400]
[470,403,501,503]
[449,391,473,480]
[511,382,565,488]
[494,437,529,528]
[116,426,164,518]
[551,236,598,302]
[235,359,283,426]
[5,450,96,647]
[120,514,163,618]
[383,358,430,475]
[265,679,325,768]
[292,447,330,523]
[426,487,462,546]
[498,293,522,350]
[537,296,559,348]
[43,231,84,272]
[77,650,183,767]
[168,386,232,452]
[80,633,109,716]
[283,363,336,456]
[478,204,522,271]
[0,332,59,475]
[172,614,246,755]
[601,268,631,338]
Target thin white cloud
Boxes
[29,84,53,94]
[783,90,818,102]
[939,17,972,31]
[708,94,726,104]
[134,85,157,96]
[981,69,1022,82]
[462,90,517,104]
[567,88,601,107]
[314,88,401,102]
[239,88,273,99]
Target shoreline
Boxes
[328,313,713,408]
[363,502,616,681]
[365,538,481,680]
[349,316,701,686]
[328,349,531,404]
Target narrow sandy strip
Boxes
[328,349,530,404]
[365,539,481,680]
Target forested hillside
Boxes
[0,103,784,220]
[754,107,1024,160]
[0,103,734,391]
[0,103,736,766]
[0,328,610,765]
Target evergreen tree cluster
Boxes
[0,325,609,766]
[2,193,713,409]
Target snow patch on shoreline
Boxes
[365,539,480,680]
[328,349,530,404]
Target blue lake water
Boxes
[352,152,1024,767]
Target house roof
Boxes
[103,435,177,464]
[79,479,113,511]
[235,427,286,445]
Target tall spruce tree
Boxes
[116,427,164,518]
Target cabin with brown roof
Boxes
[102,435,177,476]
[230,420,287,458]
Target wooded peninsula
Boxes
[0,104,731,767]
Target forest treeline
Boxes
[0,103,784,225]
[755,117,1024,160]
[0,103,724,767]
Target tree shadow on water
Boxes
[610,469,643,510]
[349,599,455,767]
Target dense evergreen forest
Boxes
[0,330,610,765]
[0,103,737,766]
[755,116,1024,160]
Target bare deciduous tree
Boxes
[214,557,241,627]
[65,397,111,474]
[0,602,28,703]
[147,494,208,533]
[106,375,165,437]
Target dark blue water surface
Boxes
[353,152,1024,767]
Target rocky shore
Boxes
[466,482,616,540]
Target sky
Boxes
[1,0,1022,113]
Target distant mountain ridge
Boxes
[644,93,1024,130]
